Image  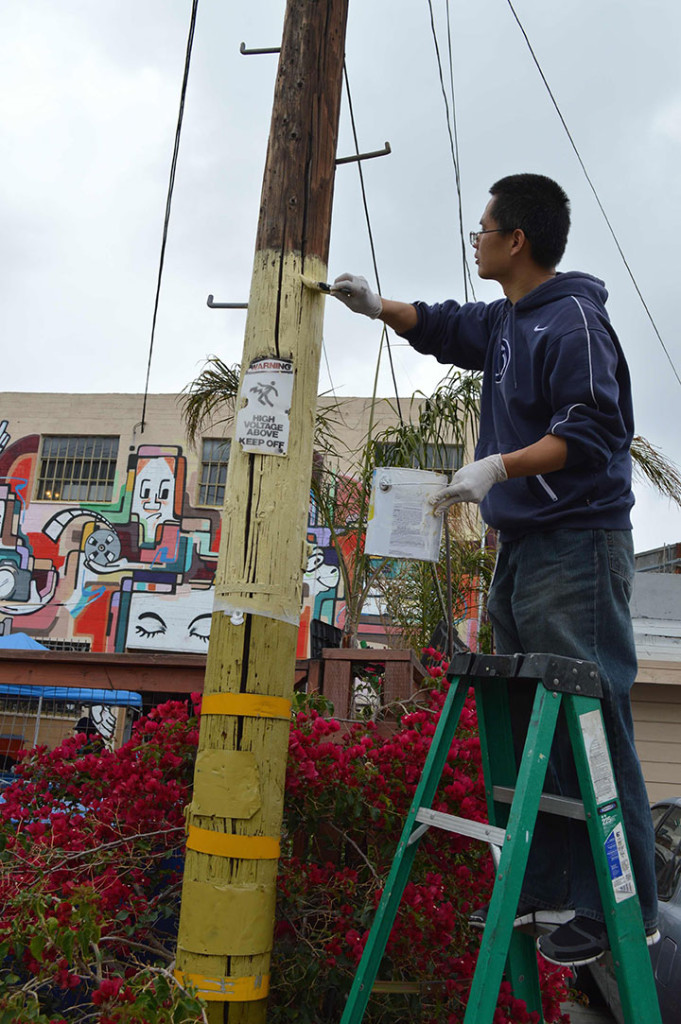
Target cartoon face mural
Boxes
[89,705,117,740]
[125,586,214,654]
[297,531,346,658]
[304,544,340,599]
[131,447,183,543]
[0,428,221,650]
[0,416,471,657]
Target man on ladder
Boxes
[332,172,659,966]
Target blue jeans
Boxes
[486,528,658,928]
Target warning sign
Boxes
[235,357,294,457]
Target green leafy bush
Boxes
[0,659,570,1022]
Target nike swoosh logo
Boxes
[534,325,547,332]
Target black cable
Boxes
[505,0,681,389]
[342,61,404,423]
[141,0,200,433]
[445,0,477,302]
[426,0,476,301]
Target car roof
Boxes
[652,797,681,810]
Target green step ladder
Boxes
[340,652,662,1024]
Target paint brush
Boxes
[300,274,350,295]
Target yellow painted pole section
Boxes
[174,253,330,1024]
[213,252,328,626]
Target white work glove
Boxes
[430,454,508,513]
[331,273,383,319]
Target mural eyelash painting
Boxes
[135,624,167,638]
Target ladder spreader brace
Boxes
[340,652,662,1024]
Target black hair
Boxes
[488,173,571,269]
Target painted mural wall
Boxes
[0,416,482,656]
[0,418,358,656]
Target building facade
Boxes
[0,393,477,657]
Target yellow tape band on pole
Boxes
[174,970,269,1002]
[187,825,280,860]
[200,692,292,720]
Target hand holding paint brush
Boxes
[301,272,383,319]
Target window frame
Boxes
[34,435,120,504]
[373,441,463,474]
[197,438,231,508]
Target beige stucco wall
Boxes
[0,392,212,506]
[632,662,681,803]
[0,391,471,494]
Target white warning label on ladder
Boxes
[605,823,637,902]
[579,709,617,805]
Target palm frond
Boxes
[631,435,681,505]
[179,356,240,448]
[368,372,481,473]
[313,397,349,462]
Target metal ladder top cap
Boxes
[447,653,523,680]
[447,652,602,698]
[518,652,602,698]
[446,652,476,678]
[472,653,523,678]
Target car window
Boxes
[651,803,672,832]
[654,804,681,901]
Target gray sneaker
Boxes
[469,897,574,931]
[537,915,661,966]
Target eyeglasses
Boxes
[469,228,507,246]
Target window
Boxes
[420,443,463,472]
[199,439,231,506]
[654,803,681,901]
[374,442,463,473]
[39,639,92,652]
[36,436,119,502]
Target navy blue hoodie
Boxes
[401,272,634,541]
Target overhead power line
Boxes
[141,0,200,432]
[425,0,476,302]
[505,0,681,389]
[342,61,404,424]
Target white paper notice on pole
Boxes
[365,467,445,562]
[235,357,294,456]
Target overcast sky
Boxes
[1,0,680,553]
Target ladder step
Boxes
[493,786,586,821]
[412,807,506,847]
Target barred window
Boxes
[421,443,463,472]
[374,442,463,473]
[199,439,231,506]
[39,639,92,652]
[36,436,119,502]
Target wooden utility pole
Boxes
[174,2,350,1021]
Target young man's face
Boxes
[473,198,513,283]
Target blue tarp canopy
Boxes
[0,632,50,650]
[0,633,142,708]
[0,685,142,708]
